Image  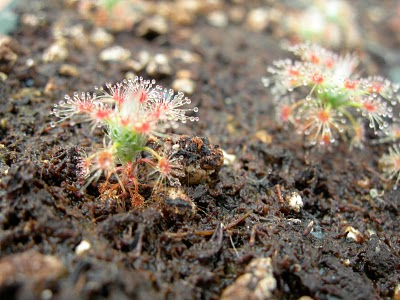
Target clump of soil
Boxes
[0,1,399,299]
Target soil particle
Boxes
[0,35,19,73]
[159,187,197,221]
[0,0,399,299]
[150,135,224,185]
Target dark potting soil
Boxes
[0,0,399,299]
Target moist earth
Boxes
[0,1,399,299]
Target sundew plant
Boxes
[52,76,198,205]
[263,43,400,148]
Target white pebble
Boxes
[42,43,68,62]
[100,46,131,62]
[207,11,228,27]
[345,226,363,243]
[172,78,196,95]
[90,28,114,48]
[75,240,91,255]
[246,8,270,32]
[286,192,303,213]
[221,149,234,166]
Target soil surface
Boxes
[0,1,399,299]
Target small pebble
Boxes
[21,13,41,27]
[90,28,114,48]
[146,53,172,77]
[176,69,192,79]
[172,77,196,95]
[42,42,68,62]
[100,45,131,62]
[345,226,363,243]
[171,49,202,64]
[161,187,197,219]
[68,24,86,49]
[297,297,315,300]
[137,15,169,37]
[286,192,303,213]
[44,78,57,95]
[26,58,35,67]
[75,240,91,256]
[0,35,19,52]
[58,64,79,77]
[246,8,270,32]
[0,35,19,73]
[342,258,351,267]
[229,6,246,23]
[221,149,235,166]
[0,48,17,73]
[254,130,272,144]
[125,50,150,72]
[41,289,53,300]
[207,11,228,27]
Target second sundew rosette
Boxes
[263,43,400,147]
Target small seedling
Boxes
[52,76,198,205]
[263,43,400,148]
